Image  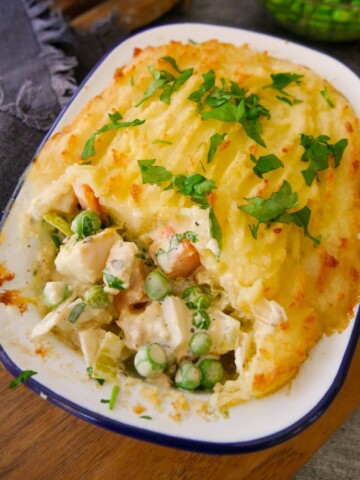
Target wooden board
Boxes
[49,0,189,31]
[0,339,359,479]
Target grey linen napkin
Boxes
[0,0,127,217]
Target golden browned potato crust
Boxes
[29,40,360,407]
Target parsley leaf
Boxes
[138,159,173,184]
[240,180,298,222]
[138,160,222,253]
[276,96,303,106]
[160,56,183,74]
[188,70,216,105]
[198,76,269,147]
[188,38,198,45]
[250,153,284,178]
[264,72,304,106]
[209,206,223,251]
[277,206,321,245]
[202,101,245,123]
[152,139,172,145]
[136,59,193,107]
[320,88,335,108]
[239,180,320,244]
[86,367,105,386]
[138,160,216,205]
[9,370,37,389]
[300,134,348,186]
[136,66,172,107]
[140,415,153,419]
[207,133,227,163]
[156,231,199,256]
[264,72,304,93]
[82,112,145,159]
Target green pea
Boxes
[134,343,167,378]
[183,285,211,310]
[198,357,224,389]
[144,271,172,301]
[71,210,102,238]
[84,285,110,309]
[192,310,211,329]
[190,332,212,356]
[175,361,202,391]
[332,9,351,22]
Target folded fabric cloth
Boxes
[0,0,127,216]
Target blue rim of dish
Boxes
[1,24,359,455]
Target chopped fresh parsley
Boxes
[140,415,153,420]
[136,57,193,107]
[82,111,145,159]
[276,96,303,106]
[320,88,335,108]
[101,384,120,410]
[86,367,105,386]
[51,234,62,249]
[130,76,134,86]
[250,153,284,178]
[264,72,304,92]
[209,206,223,251]
[138,160,222,253]
[239,180,320,245]
[207,133,227,163]
[156,231,199,256]
[137,159,173,184]
[160,56,183,74]
[190,73,270,147]
[300,134,348,186]
[68,302,86,324]
[172,174,216,207]
[135,246,155,267]
[188,70,215,105]
[138,160,216,205]
[9,370,37,389]
[264,72,304,105]
[188,38,198,45]
[152,139,173,145]
[103,272,125,291]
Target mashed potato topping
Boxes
[28,40,360,409]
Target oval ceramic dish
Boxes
[0,24,359,454]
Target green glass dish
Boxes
[259,0,360,41]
